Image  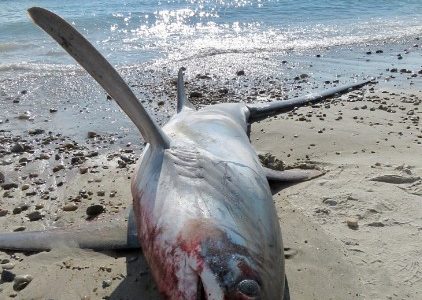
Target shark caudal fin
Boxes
[247,79,374,122]
[28,7,170,149]
[177,68,195,113]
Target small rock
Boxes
[102,279,112,288]
[28,128,45,135]
[189,91,203,98]
[347,218,359,229]
[21,184,30,191]
[0,209,8,217]
[2,182,18,190]
[13,274,33,291]
[86,204,105,217]
[17,111,31,120]
[236,70,245,76]
[79,167,88,174]
[27,211,43,221]
[63,203,78,212]
[97,190,105,197]
[13,226,26,232]
[53,164,65,172]
[1,270,15,282]
[0,172,4,183]
[87,131,97,138]
[375,50,383,53]
[49,108,58,113]
[2,263,15,270]
[11,143,25,153]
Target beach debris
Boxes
[258,153,285,170]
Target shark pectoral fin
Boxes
[247,79,374,122]
[264,167,324,183]
[0,209,140,252]
[27,7,169,149]
[177,67,195,113]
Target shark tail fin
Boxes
[28,7,170,149]
[247,79,374,122]
[177,68,195,113]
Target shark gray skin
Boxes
[0,7,374,300]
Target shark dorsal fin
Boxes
[177,68,195,113]
[28,7,170,149]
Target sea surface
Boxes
[1,0,421,69]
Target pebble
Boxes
[2,182,18,190]
[0,209,8,217]
[21,184,30,191]
[236,70,245,76]
[79,167,89,174]
[1,270,15,282]
[27,211,43,221]
[102,279,112,288]
[13,274,33,291]
[63,203,78,212]
[28,128,45,135]
[2,263,15,270]
[97,190,105,196]
[11,143,25,153]
[347,218,359,229]
[0,171,4,183]
[53,164,65,172]
[189,91,203,98]
[49,108,58,113]
[86,204,105,216]
[87,131,97,138]
[13,226,26,232]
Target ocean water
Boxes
[0,0,421,70]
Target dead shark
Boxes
[0,7,373,300]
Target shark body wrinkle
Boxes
[0,7,374,300]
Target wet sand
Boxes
[0,40,421,299]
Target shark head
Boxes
[177,219,283,300]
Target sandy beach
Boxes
[1,35,421,300]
